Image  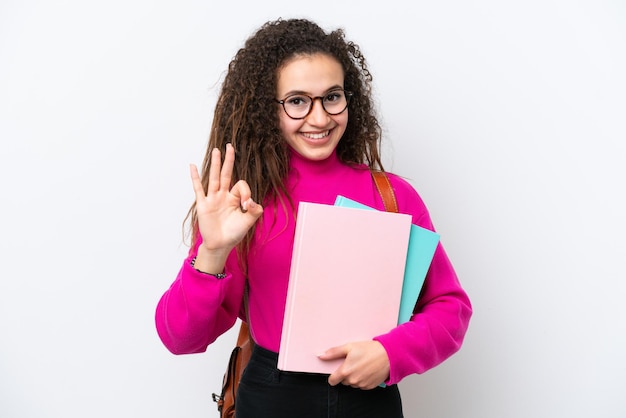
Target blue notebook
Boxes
[334,196,440,324]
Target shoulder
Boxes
[384,172,432,227]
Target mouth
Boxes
[301,130,330,140]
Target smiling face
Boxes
[276,53,348,161]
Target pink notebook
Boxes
[277,202,411,374]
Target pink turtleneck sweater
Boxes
[155,150,472,385]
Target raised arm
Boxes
[155,144,263,354]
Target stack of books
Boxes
[277,197,440,374]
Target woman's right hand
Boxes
[190,143,263,274]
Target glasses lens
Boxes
[322,91,348,115]
[283,95,312,119]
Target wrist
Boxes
[197,242,231,261]
[190,257,226,279]
[191,244,230,279]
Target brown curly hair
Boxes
[187,18,384,252]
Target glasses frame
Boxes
[275,89,353,120]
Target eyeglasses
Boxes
[275,89,353,120]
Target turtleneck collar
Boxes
[285,146,353,204]
[288,147,342,178]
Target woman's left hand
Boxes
[318,341,390,390]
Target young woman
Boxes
[156,18,472,418]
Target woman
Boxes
[156,18,472,418]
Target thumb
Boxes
[318,344,349,361]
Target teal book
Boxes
[334,195,440,324]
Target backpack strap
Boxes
[371,170,399,213]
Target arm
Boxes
[321,243,471,387]
[155,144,263,354]
[373,175,472,384]
[321,174,472,387]
[155,244,245,354]
[374,242,472,384]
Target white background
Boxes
[1,1,625,417]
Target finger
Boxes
[220,143,235,191]
[320,344,351,387]
[207,148,222,193]
[328,365,347,387]
[318,345,348,361]
[241,198,263,218]
[189,164,206,200]
[230,180,251,206]
[230,180,263,218]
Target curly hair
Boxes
[187,18,383,252]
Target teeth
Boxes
[303,131,329,139]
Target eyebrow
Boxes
[281,85,344,98]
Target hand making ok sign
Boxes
[189,143,263,274]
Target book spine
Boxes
[277,202,306,369]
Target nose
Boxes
[306,98,330,126]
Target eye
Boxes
[285,95,310,107]
[324,91,343,103]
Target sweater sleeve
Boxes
[155,239,245,355]
[373,174,472,385]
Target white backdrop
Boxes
[1,1,625,417]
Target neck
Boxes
[288,148,340,176]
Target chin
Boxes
[295,146,336,161]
